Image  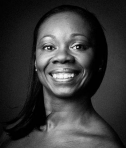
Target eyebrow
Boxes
[40,33,87,40]
[37,33,89,47]
[40,35,56,40]
[70,33,87,38]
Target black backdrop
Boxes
[0,0,126,146]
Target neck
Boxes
[43,88,94,131]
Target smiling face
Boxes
[35,12,96,98]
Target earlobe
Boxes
[35,61,37,72]
[98,59,104,72]
[99,67,102,71]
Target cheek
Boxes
[35,53,52,86]
[35,55,48,85]
[78,54,95,70]
[36,54,49,71]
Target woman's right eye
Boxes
[42,45,56,51]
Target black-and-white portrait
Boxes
[0,0,126,147]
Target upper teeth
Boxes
[52,73,74,79]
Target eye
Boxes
[42,45,56,51]
[71,44,88,51]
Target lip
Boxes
[49,68,81,75]
[48,68,82,83]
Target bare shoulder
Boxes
[0,121,125,148]
[0,131,10,148]
[0,129,45,148]
[86,133,125,148]
[89,113,125,148]
[0,131,31,148]
[0,130,125,148]
[89,136,125,148]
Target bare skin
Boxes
[0,12,124,148]
[0,99,124,148]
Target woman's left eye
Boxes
[71,44,88,51]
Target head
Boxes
[6,5,107,140]
[33,5,107,99]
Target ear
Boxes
[99,58,105,71]
[35,60,37,68]
[35,61,37,71]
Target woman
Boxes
[0,5,124,148]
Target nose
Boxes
[52,49,75,64]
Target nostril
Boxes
[52,59,74,64]
[52,55,75,64]
[52,59,60,64]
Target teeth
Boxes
[52,73,75,79]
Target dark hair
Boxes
[5,5,107,140]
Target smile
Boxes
[49,68,81,82]
[52,73,75,81]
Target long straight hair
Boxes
[5,5,108,140]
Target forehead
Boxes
[43,11,86,24]
[37,12,93,39]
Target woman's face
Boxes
[35,12,96,97]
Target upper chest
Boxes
[5,130,114,148]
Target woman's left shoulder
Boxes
[91,113,125,148]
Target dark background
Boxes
[0,0,126,146]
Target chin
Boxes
[50,86,82,99]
